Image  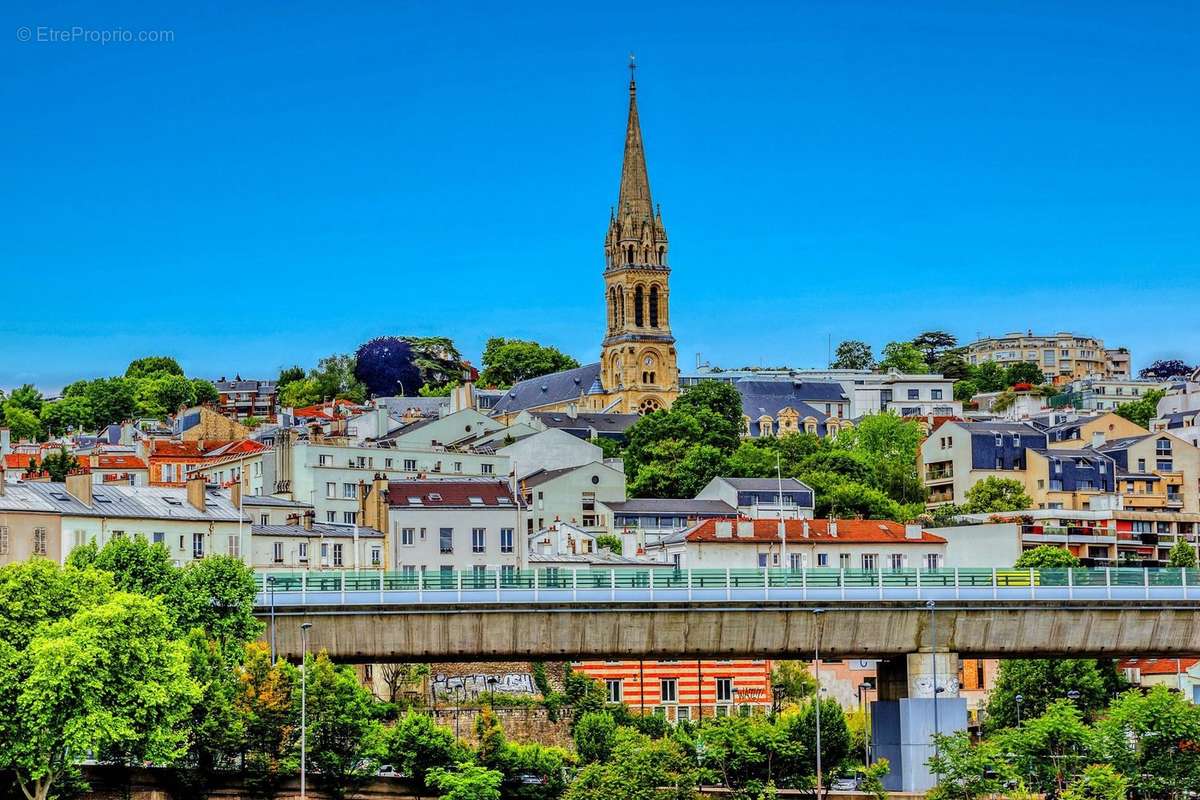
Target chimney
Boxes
[303,510,315,531]
[186,474,206,512]
[66,470,93,507]
[715,521,733,539]
[0,428,10,459]
[230,478,241,510]
[829,518,838,538]
[0,464,5,496]
[802,519,810,538]
[1091,431,1105,449]
[905,522,924,540]
[566,402,578,420]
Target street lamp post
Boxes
[927,600,940,772]
[267,575,276,662]
[857,681,873,765]
[300,621,312,799]
[455,686,463,740]
[1015,694,1024,727]
[488,676,498,707]
[813,608,825,800]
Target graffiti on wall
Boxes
[432,672,538,699]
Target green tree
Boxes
[933,349,972,381]
[834,413,925,504]
[671,380,745,452]
[236,642,300,799]
[311,354,367,403]
[926,732,1014,800]
[135,372,198,417]
[167,556,263,652]
[878,342,928,374]
[574,711,618,763]
[1061,764,1128,800]
[67,535,177,597]
[972,361,1008,393]
[303,650,385,799]
[279,377,322,408]
[953,379,978,402]
[855,759,890,800]
[2,404,42,442]
[7,384,45,416]
[38,446,78,482]
[0,591,199,800]
[278,365,306,387]
[911,331,958,368]
[39,396,93,436]
[125,356,184,379]
[172,630,246,791]
[595,534,623,555]
[985,660,1113,730]
[0,560,113,652]
[770,661,817,705]
[565,727,698,800]
[191,378,219,407]
[993,700,1095,796]
[831,340,876,370]
[780,697,850,779]
[1167,538,1198,567]
[83,376,138,428]
[479,337,581,388]
[406,336,467,389]
[1094,685,1200,799]
[385,710,470,793]
[963,477,1032,513]
[427,763,503,800]
[1014,545,1080,569]
[1113,389,1165,429]
[1004,362,1045,387]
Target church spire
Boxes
[617,55,653,224]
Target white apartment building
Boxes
[519,461,626,536]
[252,518,385,571]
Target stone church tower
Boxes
[599,69,680,413]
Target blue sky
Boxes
[3,1,1198,392]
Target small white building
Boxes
[518,460,626,536]
[695,477,815,520]
[646,517,947,571]
[253,519,385,571]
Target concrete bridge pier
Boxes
[870,651,967,793]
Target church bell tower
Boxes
[600,60,679,414]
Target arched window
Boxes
[608,287,617,329]
[641,371,648,383]
[649,285,659,328]
[634,285,644,327]
[618,290,625,327]
[658,245,665,265]
[626,245,634,264]
[649,371,656,384]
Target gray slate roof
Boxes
[603,498,737,515]
[715,477,814,492]
[239,494,314,509]
[531,411,639,434]
[490,363,602,414]
[252,523,384,538]
[527,551,675,567]
[0,482,248,522]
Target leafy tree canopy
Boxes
[985,659,1117,731]
[1114,389,1165,429]
[479,337,580,388]
[831,340,875,370]
[963,477,1032,513]
[125,356,184,379]
[354,337,423,397]
[911,331,958,367]
[1014,545,1080,569]
[878,341,929,374]
[1138,359,1193,381]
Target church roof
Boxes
[618,73,653,225]
[490,363,603,414]
[735,380,836,422]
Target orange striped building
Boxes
[573,659,776,721]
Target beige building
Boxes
[518,461,626,537]
[0,467,60,564]
[490,71,679,420]
[964,331,1130,385]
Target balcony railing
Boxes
[253,566,1200,606]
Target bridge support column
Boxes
[871,652,966,793]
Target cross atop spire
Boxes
[617,56,652,224]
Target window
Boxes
[273,542,284,563]
[995,434,1003,446]
[319,455,333,466]
[179,534,185,550]
[326,481,337,498]
[343,483,357,499]
[326,511,337,523]
[385,458,393,469]
[192,532,204,559]
[1157,459,1174,472]
[838,553,851,569]
[888,553,905,570]
[472,528,486,553]
[861,553,878,570]
[1137,458,1146,472]
[371,546,381,566]
[907,389,920,400]
[1157,438,1173,455]
[343,511,357,524]
[0,526,7,555]
[1013,434,1021,446]
[758,553,769,568]
[440,528,453,554]
[401,527,415,546]
[660,678,678,703]
[931,389,943,400]
[152,531,165,545]
[298,542,308,561]
[332,543,343,567]
[924,553,943,569]
[33,528,47,556]
[817,553,829,567]
[403,459,417,471]
[716,677,733,703]
[602,678,623,703]
[227,535,240,557]
[500,528,514,554]
[481,463,494,475]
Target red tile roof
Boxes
[684,518,946,544]
[386,479,517,508]
[149,440,235,459]
[96,455,148,469]
[3,453,36,470]
[1120,657,1200,675]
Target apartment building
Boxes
[695,477,815,520]
[572,659,777,722]
[964,331,1131,384]
[213,377,278,422]
[1055,376,1168,412]
[518,461,626,536]
[360,476,522,574]
[601,497,737,551]
[1097,433,1200,513]
[252,516,385,571]
[646,518,947,571]
[921,421,1047,507]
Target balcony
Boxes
[925,466,954,482]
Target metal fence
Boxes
[254,566,1200,606]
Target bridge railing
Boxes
[254,566,1200,606]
